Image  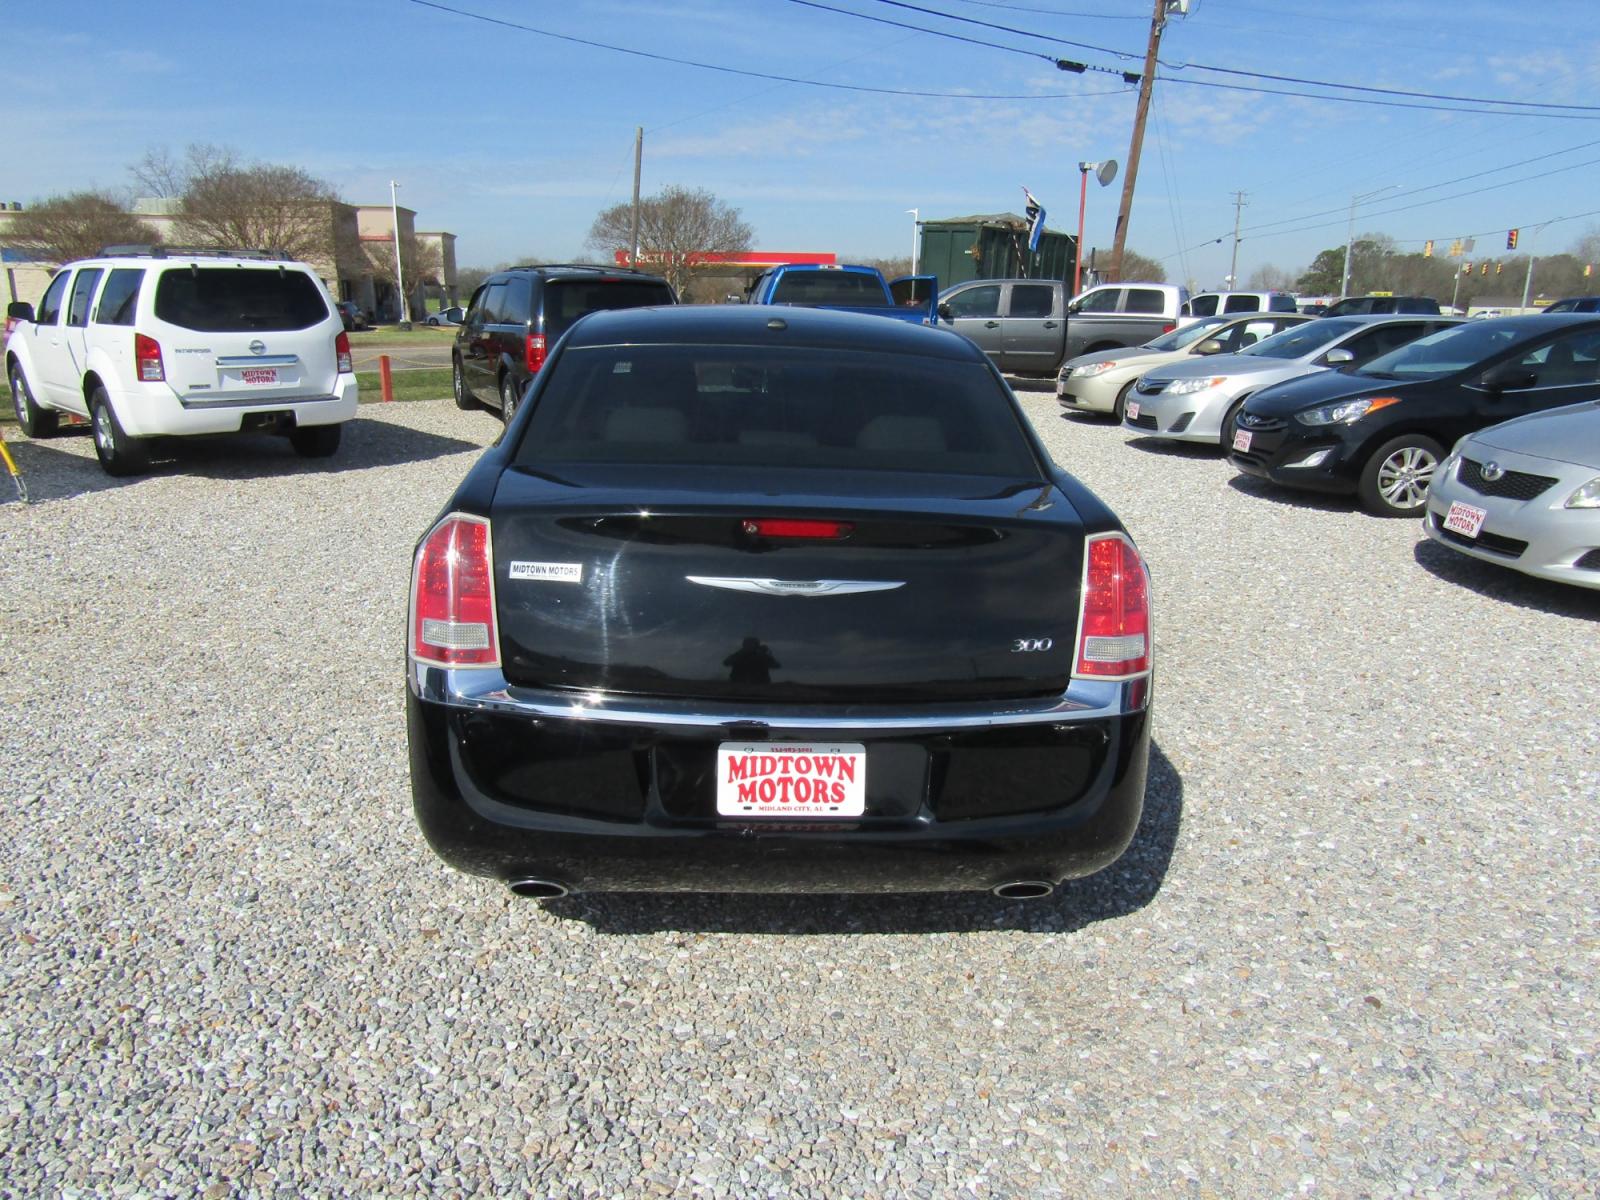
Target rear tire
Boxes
[9,364,59,438]
[90,386,148,477]
[451,358,475,411]
[500,374,521,425]
[290,423,342,458]
[1358,434,1444,518]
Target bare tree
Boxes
[365,236,444,298]
[1117,249,1167,283]
[863,256,913,279]
[586,186,752,298]
[1245,263,1294,290]
[5,192,158,263]
[170,148,344,260]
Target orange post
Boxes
[379,354,394,402]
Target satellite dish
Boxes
[1096,160,1119,188]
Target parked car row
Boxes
[1055,312,1600,590]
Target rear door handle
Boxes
[984,321,999,329]
[1043,321,1058,329]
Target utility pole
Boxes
[1108,0,1179,281]
[1228,191,1248,289]
[629,127,643,268]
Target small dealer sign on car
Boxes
[716,743,868,818]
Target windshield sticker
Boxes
[509,562,584,583]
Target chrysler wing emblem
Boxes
[686,576,904,597]
[1481,461,1505,482]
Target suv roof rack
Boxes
[97,244,292,261]
[505,262,653,276]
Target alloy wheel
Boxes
[1376,445,1438,511]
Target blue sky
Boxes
[10,1,1600,288]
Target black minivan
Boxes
[452,264,676,423]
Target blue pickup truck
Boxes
[746,264,938,325]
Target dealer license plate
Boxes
[238,368,279,385]
[1443,500,1487,539]
[1126,401,1140,421]
[1232,428,1252,452]
[715,743,866,819]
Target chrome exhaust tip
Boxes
[992,880,1055,900]
[507,878,571,899]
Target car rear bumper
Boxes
[116,377,359,436]
[406,665,1152,894]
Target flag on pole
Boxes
[1022,186,1046,253]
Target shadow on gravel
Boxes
[3,417,485,501]
[1058,410,1119,427]
[543,742,1184,936]
[1122,436,1223,459]
[1413,538,1600,620]
[1226,472,1355,514]
[1005,377,1056,394]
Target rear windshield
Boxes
[1356,321,1539,382]
[545,280,674,339]
[768,271,890,307]
[516,344,1043,478]
[154,267,328,332]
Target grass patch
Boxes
[349,326,457,347]
[356,367,454,404]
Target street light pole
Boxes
[907,209,919,275]
[1340,185,1399,300]
[390,179,410,329]
[1076,165,1090,296]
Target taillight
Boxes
[135,333,165,382]
[410,514,500,667]
[1074,533,1151,678]
[335,331,353,374]
[525,333,547,374]
[742,518,853,540]
[1161,322,1176,334]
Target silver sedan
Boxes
[1423,400,1600,590]
[1124,315,1458,446]
[1057,314,1307,420]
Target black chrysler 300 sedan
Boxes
[407,305,1152,897]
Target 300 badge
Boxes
[1011,638,1054,652]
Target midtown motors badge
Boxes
[509,562,584,583]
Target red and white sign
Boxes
[716,743,866,818]
[239,368,278,385]
[1443,500,1487,539]
[1126,401,1141,421]
[1232,428,1252,452]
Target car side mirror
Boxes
[1066,301,1082,315]
[936,303,953,321]
[1323,347,1355,365]
[6,301,33,323]
[1194,339,1225,356]
[1481,363,1538,391]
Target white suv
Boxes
[5,248,358,476]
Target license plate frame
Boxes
[1126,400,1141,421]
[237,367,279,386]
[1443,500,1488,539]
[715,743,867,820]
[1232,428,1252,452]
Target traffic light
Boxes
[1424,240,1434,258]
[1462,262,1472,275]
[1480,262,1490,275]
[1496,262,1503,275]
[1507,228,1519,250]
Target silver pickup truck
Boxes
[938,279,1190,377]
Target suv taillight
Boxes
[135,333,165,382]
[335,331,353,374]
[1074,533,1151,679]
[410,514,500,668]
[525,333,547,375]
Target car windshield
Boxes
[516,344,1043,478]
[1238,317,1368,360]
[1355,321,1534,381]
[1144,317,1229,351]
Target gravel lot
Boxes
[1,393,1595,1198]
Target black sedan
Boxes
[1229,314,1600,516]
[407,305,1153,897]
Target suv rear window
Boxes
[516,345,1042,478]
[154,267,328,332]
[765,272,889,308]
[544,279,675,338]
